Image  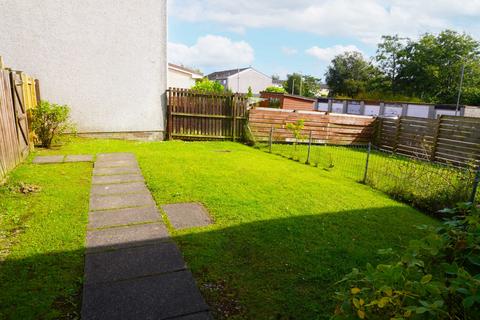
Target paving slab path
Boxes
[82,153,212,320]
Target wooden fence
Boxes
[375,116,480,166]
[0,57,40,180]
[249,107,376,144]
[167,88,249,140]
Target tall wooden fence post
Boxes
[393,117,401,154]
[167,88,172,140]
[232,95,236,141]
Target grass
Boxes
[0,159,91,319]
[258,142,477,213]
[7,137,438,319]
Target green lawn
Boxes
[1,138,438,319]
[258,142,476,213]
[0,160,91,319]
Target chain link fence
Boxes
[255,127,480,214]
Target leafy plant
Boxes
[31,101,75,148]
[247,86,254,98]
[191,78,225,93]
[285,120,306,154]
[264,86,286,93]
[333,202,480,319]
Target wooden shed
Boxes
[259,92,316,111]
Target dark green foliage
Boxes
[283,73,321,97]
[325,29,480,105]
[31,101,74,148]
[333,202,480,319]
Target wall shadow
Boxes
[0,206,434,320]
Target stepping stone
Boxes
[32,155,64,164]
[81,271,210,320]
[88,206,160,229]
[172,312,213,320]
[89,193,155,211]
[92,174,144,185]
[90,182,149,196]
[162,203,213,230]
[97,153,136,162]
[65,154,94,163]
[86,223,170,253]
[84,242,186,284]
[94,159,139,169]
[93,166,141,176]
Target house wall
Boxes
[283,97,315,111]
[227,69,272,93]
[0,0,167,138]
[168,69,197,89]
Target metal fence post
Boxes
[469,167,480,203]
[269,126,273,153]
[306,131,312,164]
[362,142,372,184]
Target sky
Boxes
[168,0,480,81]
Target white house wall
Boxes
[0,0,167,135]
[168,69,197,89]
[227,69,272,94]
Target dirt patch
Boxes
[201,279,245,319]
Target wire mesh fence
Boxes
[255,127,480,214]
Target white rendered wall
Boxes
[227,69,273,93]
[0,0,167,134]
[406,104,430,118]
[168,69,196,89]
[364,105,380,116]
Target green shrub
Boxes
[264,86,286,93]
[333,202,480,319]
[191,78,225,93]
[31,101,75,148]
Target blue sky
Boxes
[168,0,480,81]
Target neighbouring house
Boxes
[207,67,273,94]
[0,1,167,140]
[259,92,316,111]
[168,63,203,89]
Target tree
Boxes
[283,73,321,97]
[374,35,410,93]
[191,78,225,93]
[264,86,286,93]
[324,51,375,98]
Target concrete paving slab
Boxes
[90,182,149,196]
[89,192,155,211]
[81,271,209,320]
[88,206,160,229]
[84,242,186,284]
[162,203,213,230]
[96,153,136,162]
[86,223,170,252]
[92,173,144,185]
[93,166,141,176]
[65,154,94,162]
[32,155,65,164]
[94,159,138,169]
[171,312,214,320]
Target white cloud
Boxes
[281,46,298,55]
[170,0,480,44]
[168,35,254,69]
[306,45,363,62]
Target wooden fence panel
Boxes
[167,88,249,140]
[0,59,39,180]
[249,108,376,145]
[376,115,480,166]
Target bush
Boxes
[191,78,225,93]
[333,202,480,319]
[31,101,74,148]
[264,86,286,93]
